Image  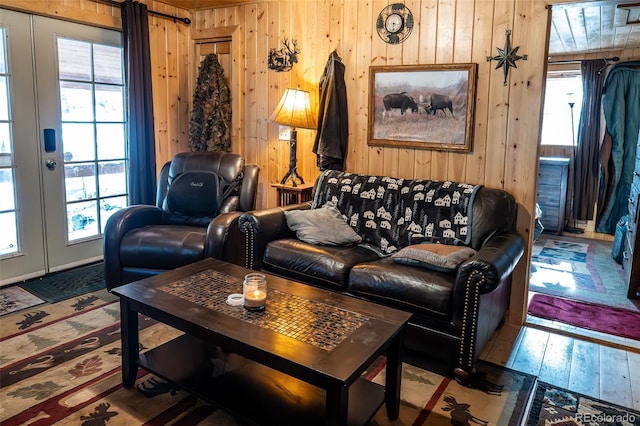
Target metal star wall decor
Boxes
[486,30,528,86]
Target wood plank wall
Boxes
[191,1,551,215]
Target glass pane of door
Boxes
[0,27,19,257]
[57,37,127,242]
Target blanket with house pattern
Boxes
[312,170,482,255]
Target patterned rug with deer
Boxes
[0,289,536,425]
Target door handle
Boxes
[44,157,57,170]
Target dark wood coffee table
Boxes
[112,258,411,426]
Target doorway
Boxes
[528,64,640,342]
[191,25,242,155]
[0,10,126,285]
[530,71,638,334]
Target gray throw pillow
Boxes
[391,243,477,272]
[284,203,362,246]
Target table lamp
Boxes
[269,87,317,187]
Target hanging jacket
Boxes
[313,50,348,171]
[596,62,640,233]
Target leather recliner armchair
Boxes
[103,151,259,290]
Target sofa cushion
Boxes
[348,258,454,319]
[263,239,379,291]
[391,243,476,272]
[284,202,362,246]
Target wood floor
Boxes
[488,230,640,411]
[480,320,640,411]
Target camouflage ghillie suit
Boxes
[189,53,232,152]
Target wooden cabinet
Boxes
[624,136,640,298]
[537,157,570,235]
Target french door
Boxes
[0,10,127,284]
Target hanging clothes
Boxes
[189,53,232,152]
[313,50,348,171]
[596,62,640,234]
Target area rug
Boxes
[530,236,632,308]
[527,381,640,425]
[528,293,640,340]
[0,285,45,316]
[0,290,536,425]
[530,237,604,293]
[19,262,105,303]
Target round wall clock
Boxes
[376,3,414,44]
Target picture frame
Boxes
[368,63,477,152]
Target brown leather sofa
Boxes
[104,152,259,290]
[238,170,524,384]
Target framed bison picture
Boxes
[368,63,477,151]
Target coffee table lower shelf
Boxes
[138,334,385,426]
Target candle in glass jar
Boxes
[243,273,267,311]
[244,289,266,308]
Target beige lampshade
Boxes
[269,88,317,130]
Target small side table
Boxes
[272,183,314,206]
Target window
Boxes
[540,71,583,146]
[0,26,18,256]
[57,38,127,241]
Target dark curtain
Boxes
[189,53,232,152]
[573,60,606,221]
[596,62,640,233]
[122,0,156,205]
[313,50,348,171]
